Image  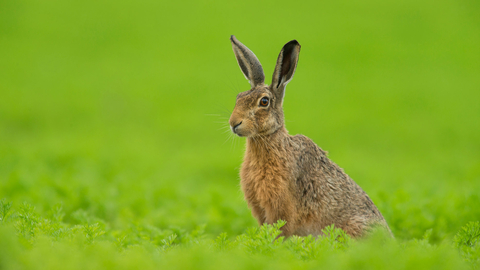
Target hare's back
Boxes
[289,134,387,224]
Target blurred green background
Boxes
[1,0,479,245]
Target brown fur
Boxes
[228,36,391,238]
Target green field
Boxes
[1,0,479,268]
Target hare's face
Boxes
[229,86,284,137]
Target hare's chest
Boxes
[240,157,291,207]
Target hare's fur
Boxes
[228,36,390,238]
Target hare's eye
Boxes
[259,97,269,107]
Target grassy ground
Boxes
[1,0,479,269]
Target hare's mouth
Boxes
[232,129,246,137]
[231,121,244,136]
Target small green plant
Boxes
[15,202,39,241]
[321,224,352,251]
[284,224,352,261]
[454,221,480,269]
[49,203,65,223]
[0,199,12,223]
[83,223,106,244]
[235,220,286,256]
[214,232,235,251]
[161,234,178,251]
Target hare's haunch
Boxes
[228,35,391,238]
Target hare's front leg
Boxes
[264,199,296,237]
[249,203,266,226]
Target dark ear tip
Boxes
[230,35,237,43]
[286,40,300,46]
[283,40,301,52]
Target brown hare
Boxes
[228,35,391,238]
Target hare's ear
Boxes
[230,35,265,88]
[271,40,301,106]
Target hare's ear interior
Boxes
[271,40,301,106]
[230,35,265,88]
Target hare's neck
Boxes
[245,127,288,160]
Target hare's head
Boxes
[229,36,300,137]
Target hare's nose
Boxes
[232,121,242,133]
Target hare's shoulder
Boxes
[288,134,329,161]
[288,134,350,184]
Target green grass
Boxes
[1,0,479,268]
